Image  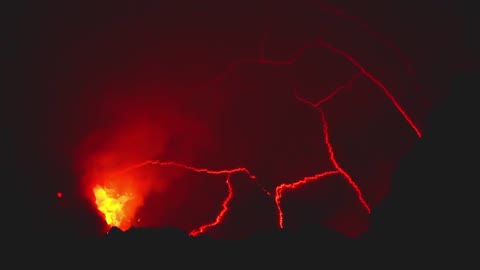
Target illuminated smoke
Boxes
[71,0,428,237]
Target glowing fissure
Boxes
[89,2,423,237]
[274,103,372,229]
[195,39,422,138]
[275,171,340,228]
[120,160,270,195]
[317,108,370,213]
[189,174,234,237]
[304,0,431,108]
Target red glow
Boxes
[56,192,62,199]
[76,1,425,238]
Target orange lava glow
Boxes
[93,185,134,231]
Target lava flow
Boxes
[85,0,425,238]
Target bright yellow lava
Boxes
[93,185,133,231]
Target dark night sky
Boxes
[6,0,476,239]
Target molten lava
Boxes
[93,185,134,231]
[75,0,430,238]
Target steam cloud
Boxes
[75,87,221,231]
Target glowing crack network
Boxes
[91,1,423,237]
